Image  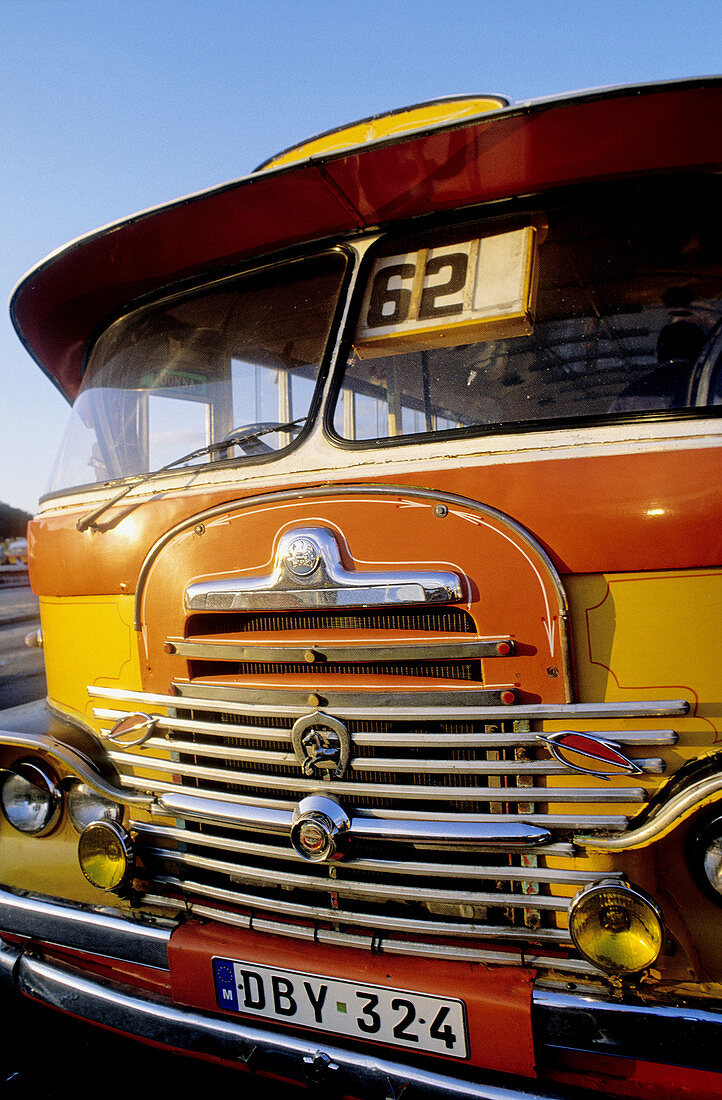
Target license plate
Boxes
[212,957,468,1058]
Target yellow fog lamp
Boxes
[0,759,62,835]
[568,879,663,975]
[78,820,134,892]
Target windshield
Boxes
[332,178,722,442]
[48,252,346,493]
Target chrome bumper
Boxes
[0,932,566,1100]
[1,888,722,1095]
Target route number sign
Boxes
[355,227,537,357]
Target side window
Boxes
[47,252,346,493]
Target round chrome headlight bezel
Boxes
[568,878,663,975]
[0,759,62,836]
[66,780,123,833]
[690,813,722,903]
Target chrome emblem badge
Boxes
[285,537,320,577]
[105,712,159,748]
[290,795,351,863]
[291,713,351,779]
[538,731,642,780]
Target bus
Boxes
[2,78,722,1098]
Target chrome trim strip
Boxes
[168,636,512,662]
[342,816,556,846]
[154,875,573,943]
[143,783,631,830]
[534,986,722,1075]
[350,755,664,776]
[185,526,464,612]
[88,684,690,721]
[155,792,611,831]
[12,952,576,1100]
[96,709,297,742]
[157,791,290,832]
[0,729,152,808]
[579,772,722,849]
[111,750,646,802]
[0,939,21,987]
[0,887,171,968]
[152,791,554,848]
[185,682,519,708]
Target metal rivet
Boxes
[547,666,560,678]
[308,693,323,707]
[304,650,317,664]
[194,524,205,536]
[163,642,175,655]
[433,504,448,518]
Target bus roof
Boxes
[10,77,722,403]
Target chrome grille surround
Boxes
[89,684,683,970]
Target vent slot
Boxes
[186,607,477,635]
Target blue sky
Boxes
[1,0,720,512]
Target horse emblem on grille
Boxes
[291,712,351,779]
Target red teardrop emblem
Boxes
[540,732,642,780]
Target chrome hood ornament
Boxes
[185,525,464,612]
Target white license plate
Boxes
[212,957,468,1058]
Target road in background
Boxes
[0,581,45,709]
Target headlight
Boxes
[703,835,722,895]
[67,781,122,832]
[78,820,134,892]
[568,879,663,975]
[691,815,722,898]
[0,760,61,835]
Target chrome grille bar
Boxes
[88,684,689,721]
[125,776,631,829]
[94,708,678,749]
[167,637,514,662]
[150,875,574,944]
[143,845,573,910]
[149,789,622,836]
[143,898,597,974]
[110,751,647,802]
[105,734,664,777]
[131,821,614,886]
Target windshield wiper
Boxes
[76,417,307,533]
